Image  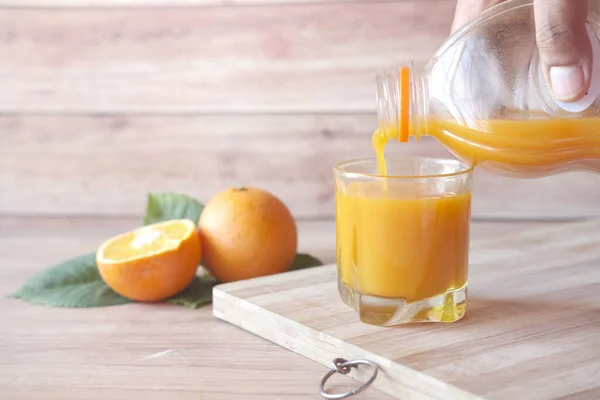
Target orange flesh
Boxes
[99,222,192,262]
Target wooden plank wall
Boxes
[1,1,599,221]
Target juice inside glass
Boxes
[334,157,473,326]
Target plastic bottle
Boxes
[374,0,600,177]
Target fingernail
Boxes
[549,65,586,100]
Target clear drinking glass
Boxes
[334,157,474,326]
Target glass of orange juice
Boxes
[334,157,474,326]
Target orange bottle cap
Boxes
[399,67,410,143]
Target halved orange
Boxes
[96,219,202,302]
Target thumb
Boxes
[534,0,593,102]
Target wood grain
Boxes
[0,216,545,400]
[213,218,600,400]
[3,114,600,220]
[0,0,456,7]
[0,2,453,113]
[1,3,595,221]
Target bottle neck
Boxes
[375,64,427,141]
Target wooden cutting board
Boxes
[213,219,600,400]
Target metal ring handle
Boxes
[319,358,379,399]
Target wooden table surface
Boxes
[0,216,559,399]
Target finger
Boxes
[534,0,592,102]
[451,0,505,33]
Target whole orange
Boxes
[198,187,297,283]
[96,219,202,302]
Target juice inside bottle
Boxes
[374,117,600,177]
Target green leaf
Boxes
[10,247,324,309]
[289,253,324,271]
[9,253,131,308]
[165,275,218,309]
[143,193,204,226]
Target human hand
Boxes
[451,0,592,103]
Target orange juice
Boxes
[334,152,472,324]
[336,181,471,302]
[376,117,600,176]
